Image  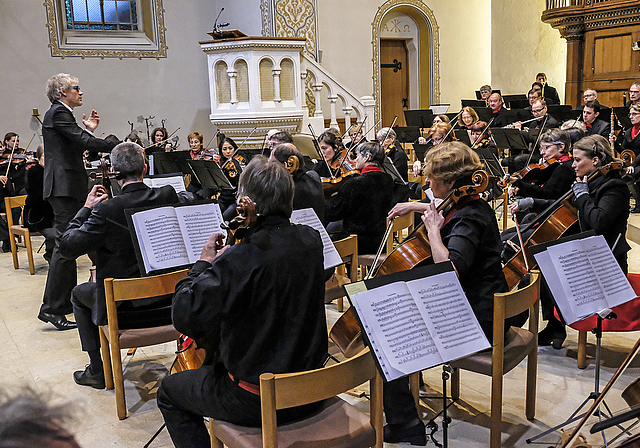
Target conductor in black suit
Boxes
[38,73,117,330]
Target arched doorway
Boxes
[373,0,440,129]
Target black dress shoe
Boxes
[37,312,78,331]
[538,321,566,350]
[384,420,427,446]
[73,365,105,389]
[1,240,10,253]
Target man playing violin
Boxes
[59,142,179,389]
[157,156,327,448]
[38,73,118,331]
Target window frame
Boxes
[44,0,167,59]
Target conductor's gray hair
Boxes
[46,73,78,103]
[238,155,294,217]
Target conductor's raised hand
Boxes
[84,185,109,209]
[82,109,100,132]
[200,232,229,263]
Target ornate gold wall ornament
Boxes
[372,0,440,129]
[260,0,319,60]
[260,0,274,36]
[44,0,168,59]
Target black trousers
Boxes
[383,376,421,426]
[71,282,101,352]
[40,196,84,315]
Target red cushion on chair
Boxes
[566,273,640,332]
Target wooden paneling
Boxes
[380,39,409,127]
[593,33,632,75]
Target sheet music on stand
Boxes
[187,159,234,191]
[343,262,490,382]
[530,231,636,325]
[150,150,192,176]
[143,173,186,193]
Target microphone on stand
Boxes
[213,7,224,34]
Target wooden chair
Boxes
[449,270,541,448]
[100,269,188,419]
[5,195,39,275]
[324,234,358,312]
[358,213,414,273]
[209,347,383,448]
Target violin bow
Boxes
[382,116,398,146]
[366,218,396,280]
[471,117,495,147]
[341,115,367,141]
[4,137,19,178]
[335,118,368,169]
[512,215,530,272]
[142,127,181,151]
[441,110,464,142]
[308,124,337,180]
[219,127,257,171]
[525,114,548,166]
[203,130,220,153]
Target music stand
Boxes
[474,147,503,178]
[393,126,421,145]
[381,156,407,185]
[473,107,493,123]
[462,99,487,109]
[509,99,531,109]
[454,129,472,147]
[547,105,575,124]
[491,128,528,154]
[429,104,450,115]
[151,151,192,176]
[187,160,234,191]
[503,93,527,104]
[475,89,500,100]
[613,107,633,130]
[404,109,434,129]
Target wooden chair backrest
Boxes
[495,270,540,321]
[332,234,358,282]
[386,213,414,253]
[4,195,27,225]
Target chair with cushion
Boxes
[325,234,358,312]
[100,269,188,419]
[209,347,383,448]
[358,213,414,274]
[449,270,541,448]
[5,195,39,275]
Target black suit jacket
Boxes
[585,118,611,138]
[542,84,560,105]
[59,182,179,323]
[42,101,117,201]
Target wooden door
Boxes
[381,39,409,127]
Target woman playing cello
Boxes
[384,142,514,445]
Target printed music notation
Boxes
[130,203,226,274]
[349,270,490,381]
[290,208,342,270]
[533,235,636,324]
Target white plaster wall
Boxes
[491,0,566,100]
[213,0,264,37]
[0,1,220,148]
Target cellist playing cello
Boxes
[384,142,525,445]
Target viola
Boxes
[330,170,490,351]
[502,152,634,290]
[497,157,559,188]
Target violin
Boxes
[330,170,490,351]
[220,154,245,179]
[497,157,559,188]
[502,151,635,290]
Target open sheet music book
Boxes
[290,208,342,270]
[531,233,636,325]
[143,174,186,193]
[127,202,226,275]
[344,263,490,382]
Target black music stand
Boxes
[547,105,575,123]
[503,94,527,106]
[186,160,234,191]
[491,128,528,154]
[613,107,633,130]
[509,99,531,110]
[151,151,192,176]
[473,107,494,123]
[454,129,472,147]
[475,89,500,100]
[393,126,421,146]
[413,144,430,163]
[462,99,487,109]
[404,110,434,129]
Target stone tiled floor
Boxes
[2,215,640,447]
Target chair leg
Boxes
[9,231,19,269]
[409,372,420,411]
[110,341,127,419]
[24,231,35,275]
[99,329,114,390]
[577,331,587,369]
[337,297,343,312]
[451,368,460,401]
[525,347,537,420]
[209,419,224,448]
[490,371,503,448]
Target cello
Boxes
[502,149,635,290]
[330,170,490,355]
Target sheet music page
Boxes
[547,235,635,312]
[290,208,342,269]
[174,203,226,263]
[130,206,190,274]
[406,271,490,361]
[351,282,443,378]
[532,248,582,323]
[143,175,186,193]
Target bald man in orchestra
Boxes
[38,73,118,331]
